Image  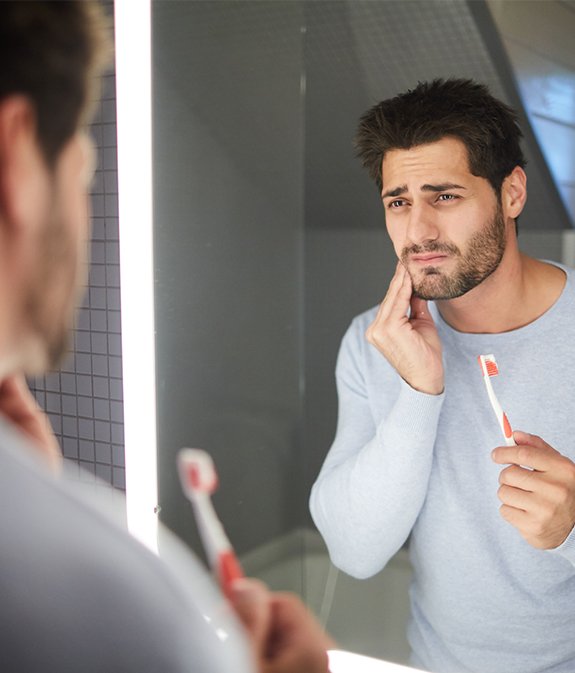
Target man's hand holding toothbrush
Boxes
[178,450,333,673]
[492,431,575,550]
[229,578,334,673]
[366,262,444,395]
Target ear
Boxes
[0,96,47,238]
[501,166,527,221]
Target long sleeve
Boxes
[309,316,445,579]
[313,269,575,673]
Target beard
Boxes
[401,203,506,301]
[22,194,85,373]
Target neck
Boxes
[436,245,566,334]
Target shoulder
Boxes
[343,305,379,345]
[0,420,251,673]
[541,261,575,309]
[558,262,575,292]
[337,305,400,387]
[336,305,379,367]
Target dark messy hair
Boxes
[355,78,526,195]
[0,1,111,167]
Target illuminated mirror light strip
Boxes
[114,0,158,553]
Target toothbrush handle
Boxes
[484,377,515,446]
[503,412,516,446]
[218,550,244,599]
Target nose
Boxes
[405,202,440,247]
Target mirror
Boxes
[151,0,574,665]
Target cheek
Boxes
[386,223,404,256]
[67,183,89,250]
[59,136,93,247]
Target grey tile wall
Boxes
[30,6,124,490]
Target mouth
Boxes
[409,253,450,265]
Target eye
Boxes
[387,198,408,209]
[437,193,459,202]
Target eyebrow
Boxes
[381,182,466,200]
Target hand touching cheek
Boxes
[365,262,444,395]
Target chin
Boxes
[411,271,467,301]
[412,287,450,301]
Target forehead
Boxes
[381,137,473,192]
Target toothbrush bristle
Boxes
[186,464,218,493]
[485,359,499,377]
[479,354,499,377]
[187,465,201,489]
[179,448,219,495]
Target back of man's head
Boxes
[0,1,110,167]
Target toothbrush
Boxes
[477,354,516,446]
[177,448,244,598]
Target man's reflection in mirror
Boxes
[311,78,575,673]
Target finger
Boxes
[497,483,533,510]
[269,593,334,649]
[265,594,333,672]
[499,503,530,528]
[492,443,556,471]
[393,262,413,310]
[513,431,556,453]
[409,295,431,322]
[376,263,411,322]
[498,464,535,491]
[366,265,410,343]
[228,578,271,658]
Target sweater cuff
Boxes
[387,378,445,441]
[548,524,575,565]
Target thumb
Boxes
[512,430,533,446]
[410,295,431,320]
[512,430,551,451]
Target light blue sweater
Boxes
[310,263,575,673]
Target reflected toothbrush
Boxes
[177,448,244,599]
[477,354,516,446]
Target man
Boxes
[310,78,575,673]
[0,3,330,672]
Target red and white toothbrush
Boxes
[478,354,516,446]
[177,448,244,599]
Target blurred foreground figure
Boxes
[0,3,330,672]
